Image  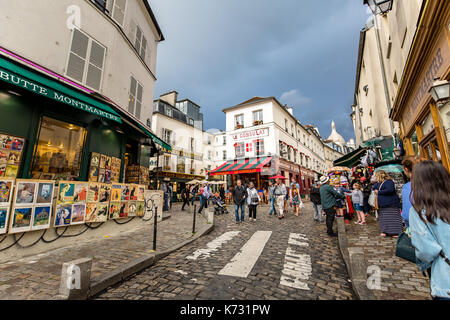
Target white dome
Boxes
[327,121,346,145]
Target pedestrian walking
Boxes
[291,184,302,217]
[334,181,350,217]
[319,175,345,237]
[233,179,247,224]
[219,185,225,201]
[351,183,365,225]
[247,182,261,221]
[401,156,424,227]
[409,161,450,300]
[274,178,287,219]
[361,177,372,217]
[310,182,323,222]
[190,183,199,205]
[268,180,277,216]
[373,170,402,238]
[198,183,212,214]
[181,185,190,211]
[168,183,173,210]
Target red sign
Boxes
[231,128,268,141]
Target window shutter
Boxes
[85,40,105,90]
[127,19,137,45]
[135,25,142,53]
[135,83,143,119]
[112,0,126,26]
[172,132,176,145]
[140,36,147,61]
[128,76,137,114]
[67,29,89,82]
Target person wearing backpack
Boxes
[409,161,450,300]
[247,182,261,222]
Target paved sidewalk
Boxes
[0,203,208,300]
[345,214,431,300]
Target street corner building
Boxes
[0,0,169,259]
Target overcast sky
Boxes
[148,0,370,142]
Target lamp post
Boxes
[429,79,450,107]
[363,0,394,136]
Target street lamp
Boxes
[429,79,450,107]
[364,0,394,15]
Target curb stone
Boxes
[87,221,214,299]
[336,217,376,300]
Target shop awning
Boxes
[0,53,121,123]
[210,157,272,176]
[333,147,367,168]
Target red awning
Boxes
[210,157,272,176]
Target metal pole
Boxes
[153,206,158,251]
[193,204,197,233]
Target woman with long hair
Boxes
[291,184,301,217]
[373,170,402,237]
[401,156,424,227]
[409,161,450,300]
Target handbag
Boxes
[395,231,416,263]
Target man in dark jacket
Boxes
[233,179,247,224]
[181,185,190,211]
[319,176,345,237]
[309,182,323,222]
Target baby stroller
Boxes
[211,195,228,215]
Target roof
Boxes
[141,0,165,41]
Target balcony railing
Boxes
[235,124,244,130]
[253,120,263,126]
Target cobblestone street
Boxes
[96,202,356,300]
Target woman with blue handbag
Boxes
[409,161,450,300]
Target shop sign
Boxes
[0,67,121,123]
[402,36,449,133]
[231,128,268,141]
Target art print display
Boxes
[15,181,36,204]
[98,168,105,183]
[0,207,9,234]
[136,201,145,217]
[129,185,138,201]
[111,185,121,202]
[85,202,108,223]
[111,157,121,183]
[137,186,145,202]
[32,206,51,230]
[100,155,107,169]
[99,184,111,203]
[119,201,129,218]
[88,183,101,202]
[7,151,21,164]
[58,183,75,203]
[9,207,33,233]
[121,184,130,201]
[40,173,55,180]
[0,164,6,176]
[5,165,18,178]
[105,156,111,170]
[0,135,12,149]
[36,182,54,204]
[71,203,86,224]
[73,183,87,203]
[89,166,99,182]
[0,149,8,164]
[54,204,72,227]
[0,133,25,178]
[0,179,13,203]
[109,202,120,220]
[104,170,111,184]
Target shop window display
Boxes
[32,117,86,181]
[0,133,25,178]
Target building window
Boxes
[235,142,245,158]
[134,25,147,61]
[235,114,244,129]
[246,142,253,153]
[293,150,297,163]
[190,138,195,151]
[254,139,264,156]
[163,155,170,171]
[291,124,294,137]
[106,0,126,26]
[66,28,106,91]
[287,147,291,161]
[253,110,263,125]
[177,158,185,173]
[90,0,107,12]
[162,129,172,145]
[223,136,226,145]
[32,117,87,180]
[285,119,288,132]
[208,151,212,160]
[128,76,143,118]
[165,107,172,117]
[223,150,227,160]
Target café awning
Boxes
[210,157,272,176]
[0,52,121,123]
[333,147,367,168]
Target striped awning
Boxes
[210,157,272,176]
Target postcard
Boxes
[91,152,100,167]
[15,181,36,204]
[11,138,24,151]
[32,206,51,229]
[111,185,122,202]
[0,164,6,176]
[99,184,110,203]
[7,151,21,164]
[5,165,18,178]
[71,203,86,224]
[119,201,129,218]
[89,166,99,182]
[96,203,108,222]
[0,135,12,149]
[54,204,72,227]
[58,183,75,203]
[0,180,13,203]
[104,170,111,184]
[137,186,145,202]
[129,185,138,201]
[128,201,137,217]
[100,154,106,169]
[73,183,88,203]
[98,168,105,183]
[105,156,111,170]
[88,183,100,202]
[85,203,97,222]
[36,182,54,204]
[0,149,9,164]
[10,207,33,233]
[121,184,130,201]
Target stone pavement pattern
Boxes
[0,203,208,300]
[96,203,357,300]
[345,214,431,300]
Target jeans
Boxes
[324,207,337,235]
[269,197,277,215]
[312,203,323,222]
[181,198,190,210]
[235,203,245,222]
[198,196,208,213]
[191,194,195,205]
[249,204,257,219]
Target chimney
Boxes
[160,91,178,106]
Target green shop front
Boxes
[0,53,170,183]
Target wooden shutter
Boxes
[67,29,89,82]
[135,83,143,119]
[128,76,137,114]
[140,35,147,61]
[127,19,137,45]
[85,40,105,90]
[112,0,126,27]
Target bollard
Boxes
[153,206,158,251]
[59,257,92,300]
[193,204,197,233]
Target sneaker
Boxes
[359,222,366,225]
[354,221,361,225]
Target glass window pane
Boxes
[128,94,135,114]
[130,77,137,95]
[71,29,89,59]
[32,117,86,181]
[135,101,141,119]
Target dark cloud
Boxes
[148,0,368,141]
